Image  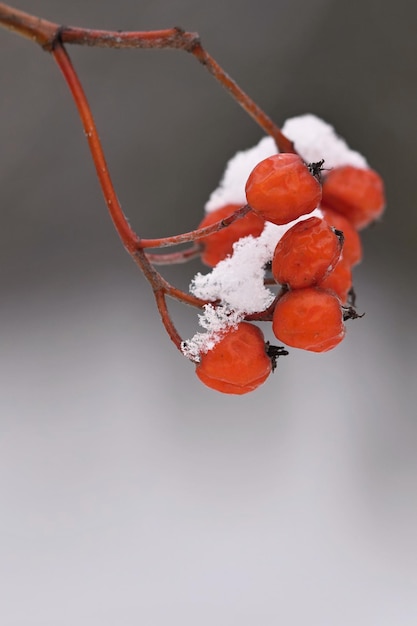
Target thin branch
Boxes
[133,248,207,309]
[51,42,140,255]
[139,205,251,249]
[0,3,56,47]
[146,245,202,265]
[0,3,294,152]
[154,290,183,350]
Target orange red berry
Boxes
[321,165,385,230]
[321,205,363,266]
[196,322,272,394]
[272,287,345,352]
[271,216,342,289]
[245,153,322,225]
[198,204,265,267]
[319,257,353,304]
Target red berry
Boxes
[245,153,322,225]
[196,322,272,394]
[321,165,385,230]
[319,257,353,304]
[198,205,265,267]
[272,287,345,352]
[321,205,363,266]
[271,216,342,289]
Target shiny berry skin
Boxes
[321,205,363,266]
[272,287,345,352]
[245,153,322,225]
[198,205,265,267]
[196,322,272,394]
[319,258,353,304]
[271,216,342,289]
[321,165,385,230]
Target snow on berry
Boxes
[182,210,322,360]
[205,136,277,213]
[204,114,368,214]
[183,114,371,361]
[181,304,243,361]
[195,322,272,395]
[281,115,368,170]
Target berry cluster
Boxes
[193,136,385,395]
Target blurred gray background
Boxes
[1,1,416,624]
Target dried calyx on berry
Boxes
[307,159,326,182]
[266,343,289,372]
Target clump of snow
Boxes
[281,114,368,170]
[181,305,242,361]
[191,230,273,313]
[204,114,368,214]
[182,114,368,360]
[205,136,276,213]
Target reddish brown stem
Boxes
[62,26,294,152]
[0,3,56,46]
[0,4,294,152]
[62,27,295,152]
[245,294,280,322]
[146,244,202,265]
[140,205,251,249]
[52,43,140,255]
[154,290,183,350]
[132,248,207,309]
[51,41,208,349]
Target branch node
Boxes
[175,28,201,53]
[42,25,65,52]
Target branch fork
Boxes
[0,3,293,352]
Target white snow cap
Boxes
[182,114,368,360]
[281,114,368,171]
[205,136,277,213]
[205,114,368,214]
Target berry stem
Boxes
[132,248,208,309]
[139,205,252,249]
[154,290,183,350]
[245,294,281,322]
[146,244,202,265]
